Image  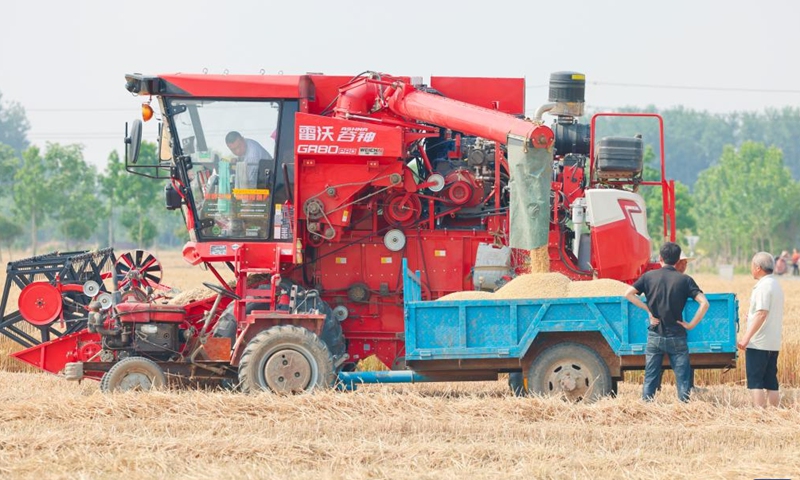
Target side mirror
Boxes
[125,119,143,165]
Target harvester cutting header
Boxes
[0,70,710,398]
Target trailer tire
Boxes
[526,342,612,402]
[238,325,334,394]
[508,372,528,397]
[100,357,167,393]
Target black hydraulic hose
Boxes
[557,228,594,277]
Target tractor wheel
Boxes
[279,280,346,360]
[100,357,167,393]
[214,281,347,361]
[526,342,612,402]
[508,372,528,397]
[238,325,334,394]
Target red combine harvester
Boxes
[0,71,677,394]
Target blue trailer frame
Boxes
[339,260,738,389]
[402,261,738,361]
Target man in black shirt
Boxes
[624,242,709,402]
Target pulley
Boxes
[332,305,349,322]
[96,293,114,311]
[18,282,63,326]
[384,193,421,226]
[303,198,325,220]
[384,229,407,252]
[82,280,100,297]
[427,173,445,192]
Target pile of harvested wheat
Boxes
[438,273,628,301]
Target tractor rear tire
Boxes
[280,280,346,360]
[526,342,612,402]
[100,357,167,393]
[214,281,347,361]
[238,325,334,394]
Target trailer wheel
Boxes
[100,357,167,393]
[526,342,612,402]
[238,325,334,394]
[508,372,528,397]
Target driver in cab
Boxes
[225,131,272,190]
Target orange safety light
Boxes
[141,102,155,122]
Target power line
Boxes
[527,81,800,94]
[25,107,132,112]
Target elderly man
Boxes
[625,242,709,402]
[675,252,693,274]
[738,252,784,407]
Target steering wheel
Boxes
[202,282,241,300]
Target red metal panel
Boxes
[182,241,288,271]
[306,75,361,114]
[115,303,186,323]
[363,243,403,290]
[158,74,313,98]
[317,243,363,291]
[430,77,526,115]
[12,331,101,374]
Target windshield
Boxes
[167,99,290,242]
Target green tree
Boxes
[639,147,695,246]
[737,107,800,178]
[100,141,164,248]
[99,150,125,247]
[45,143,99,247]
[693,142,799,262]
[12,146,57,255]
[0,143,20,195]
[0,92,30,154]
[0,215,23,261]
[592,106,736,188]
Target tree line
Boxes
[1,90,798,265]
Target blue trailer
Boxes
[339,260,738,400]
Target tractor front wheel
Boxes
[238,325,334,394]
[100,357,167,393]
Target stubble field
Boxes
[1,250,799,479]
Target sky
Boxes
[1,0,799,169]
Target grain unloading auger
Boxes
[0,70,729,400]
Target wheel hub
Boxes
[118,372,154,391]
[545,361,590,400]
[264,349,312,393]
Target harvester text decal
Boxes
[298,125,378,155]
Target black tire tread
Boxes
[100,356,166,393]
[238,325,334,394]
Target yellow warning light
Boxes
[141,103,155,122]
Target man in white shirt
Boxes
[737,251,784,407]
